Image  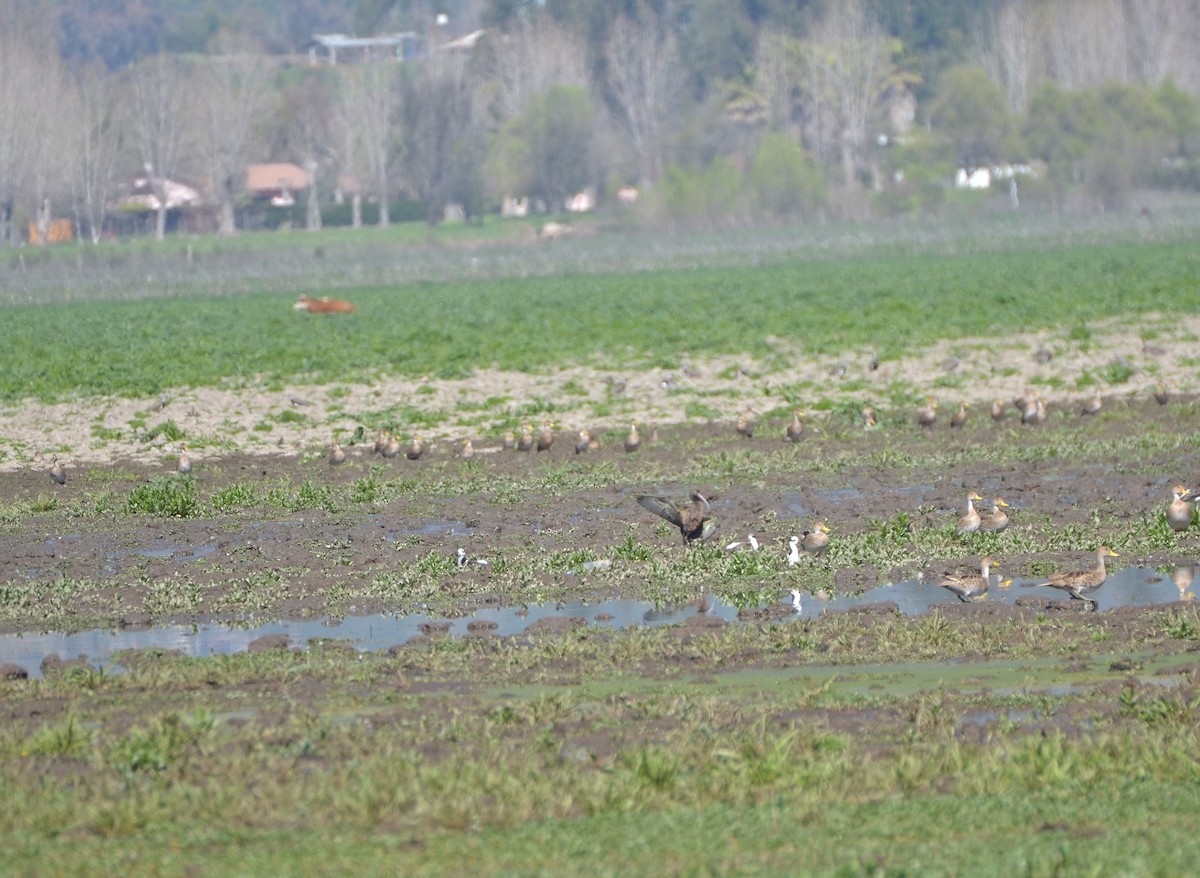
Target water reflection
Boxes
[0,566,1189,679]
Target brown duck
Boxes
[406,435,426,460]
[956,492,985,535]
[537,420,555,453]
[801,522,831,555]
[784,409,805,443]
[637,491,716,545]
[517,422,535,452]
[382,433,401,458]
[978,497,1010,533]
[49,457,66,485]
[624,419,641,453]
[328,442,346,466]
[1039,546,1119,608]
[736,412,755,438]
[916,398,938,428]
[950,401,969,428]
[574,429,594,454]
[939,555,997,602]
[176,442,192,474]
[1167,485,1193,533]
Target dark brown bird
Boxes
[382,433,401,458]
[637,491,717,545]
[1154,382,1169,405]
[328,442,346,465]
[990,399,1005,422]
[49,457,66,485]
[406,435,426,460]
[736,412,755,438]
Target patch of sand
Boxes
[2,313,1196,473]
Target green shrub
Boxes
[127,476,200,517]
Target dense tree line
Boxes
[3,0,1200,244]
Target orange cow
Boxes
[294,294,357,314]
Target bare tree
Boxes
[195,33,273,235]
[604,4,686,185]
[481,19,591,126]
[978,0,1042,113]
[802,0,896,190]
[279,72,336,232]
[0,0,58,245]
[403,52,485,224]
[69,67,125,244]
[754,31,806,140]
[1123,0,1196,88]
[1044,0,1128,89]
[128,53,190,241]
[338,59,401,228]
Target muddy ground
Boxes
[2,388,1198,642]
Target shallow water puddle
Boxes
[0,566,1189,678]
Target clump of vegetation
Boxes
[126,476,200,517]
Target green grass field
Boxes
[5,215,1200,876]
[5,232,1200,402]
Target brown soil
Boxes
[1,388,1198,636]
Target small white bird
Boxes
[786,536,802,566]
[455,547,488,568]
[790,589,803,614]
[724,534,760,552]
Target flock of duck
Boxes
[33,377,1191,615]
[630,482,1147,611]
